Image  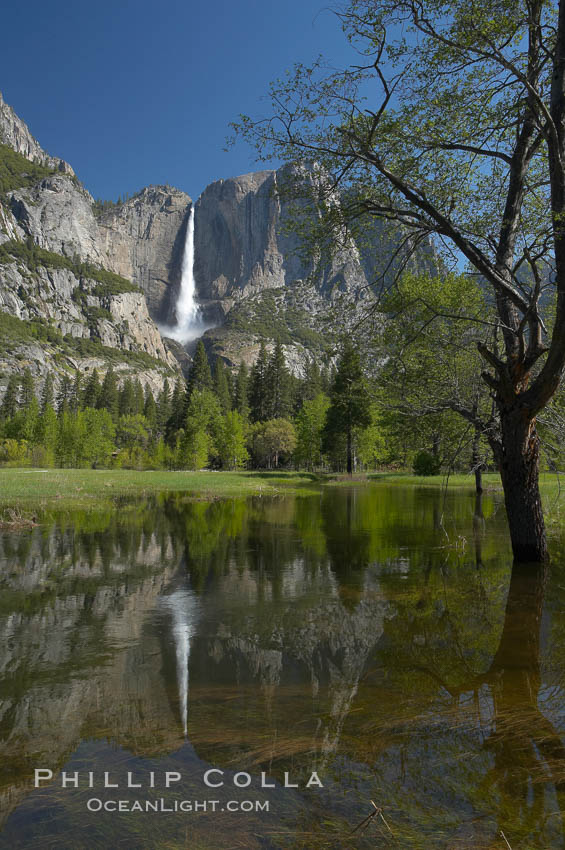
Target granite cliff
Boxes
[0,91,430,388]
[0,94,182,392]
[97,185,191,321]
[192,165,384,369]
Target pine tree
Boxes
[157,379,172,431]
[187,341,213,398]
[70,372,82,413]
[214,357,232,414]
[143,386,157,431]
[295,393,330,470]
[177,389,222,470]
[82,369,100,409]
[303,358,323,402]
[40,374,54,414]
[249,342,270,422]
[234,361,250,421]
[118,378,136,417]
[35,403,58,462]
[57,374,72,414]
[97,367,119,418]
[265,341,292,419]
[217,410,249,469]
[22,396,39,441]
[225,367,234,408]
[20,368,35,410]
[1,375,20,420]
[133,379,145,415]
[320,365,332,395]
[165,378,186,444]
[323,341,371,475]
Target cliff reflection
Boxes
[0,485,564,848]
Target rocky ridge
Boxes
[0,91,74,175]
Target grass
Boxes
[368,470,503,488]
[0,468,323,510]
[0,467,564,519]
[367,469,565,501]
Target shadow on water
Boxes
[0,485,564,847]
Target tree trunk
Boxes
[471,428,483,494]
[474,465,483,495]
[346,427,353,475]
[498,410,548,563]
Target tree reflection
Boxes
[470,562,565,845]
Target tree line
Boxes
[0,335,420,473]
[4,271,564,477]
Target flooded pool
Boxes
[1,484,564,848]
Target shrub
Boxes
[413,450,441,476]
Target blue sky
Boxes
[0,0,356,202]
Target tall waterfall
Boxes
[160,205,205,343]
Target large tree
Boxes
[380,272,494,483]
[235,0,565,562]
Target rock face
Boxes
[194,166,368,314]
[8,175,105,261]
[0,258,178,394]
[97,186,191,321]
[192,165,379,370]
[7,177,191,324]
[0,93,181,391]
[194,170,283,307]
[1,92,191,328]
[0,90,429,379]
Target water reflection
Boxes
[0,485,563,848]
[476,562,565,845]
[161,583,200,737]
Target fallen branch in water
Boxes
[351,801,398,844]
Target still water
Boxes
[0,484,564,849]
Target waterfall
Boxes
[159,205,206,343]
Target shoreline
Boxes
[0,467,563,515]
